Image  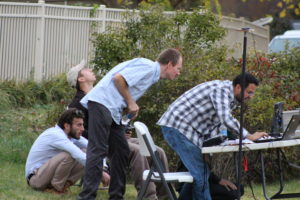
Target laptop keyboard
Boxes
[255,135,282,143]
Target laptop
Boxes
[283,109,300,130]
[254,102,300,142]
[255,113,300,143]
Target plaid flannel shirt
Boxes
[157,80,249,148]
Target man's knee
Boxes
[156,147,167,159]
[129,142,139,154]
[28,152,76,190]
[29,178,46,191]
[156,146,165,153]
[56,152,75,162]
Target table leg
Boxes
[260,150,271,200]
[260,149,300,199]
[271,149,300,199]
[271,149,284,199]
[234,152,238,182]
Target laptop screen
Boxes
[283,114,300,139]
[283,109,300,130]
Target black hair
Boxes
[57,108,85,130]
[233,72,259,88]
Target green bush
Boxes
[0,89,12,110]
[247,49,300,108]
[0,74,73,107]
[92,6,226,72]
[92,32,136,73]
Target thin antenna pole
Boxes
[237,27,250,200]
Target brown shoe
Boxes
[45,180,73,194]
[44,188,65,195]
[62,180,74,193]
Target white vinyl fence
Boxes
[0,2,269,82]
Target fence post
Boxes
[100,5,106,33]
[34,1,45,81]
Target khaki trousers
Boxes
[128,138,169,200]
[29,152,84,191]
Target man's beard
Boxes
[235,93,249,103]
[235,95,251,106]
[69,128,80,140]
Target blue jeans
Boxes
[161,126,211,200]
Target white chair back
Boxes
[134,122,193,200]
[134,121,157,157]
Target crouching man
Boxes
[25,108,87,194]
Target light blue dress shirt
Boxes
[25,125,88,178]
[80,58,161,124]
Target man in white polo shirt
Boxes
[25,108,87,194]
[78,48,183,200]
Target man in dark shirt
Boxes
[67,60,110,186]
[67,60,95,139]
[176,161,244,200]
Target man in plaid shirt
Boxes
[157,73,268,200]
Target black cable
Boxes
[247,151,262,200]
[280,149,300,170]
[247,173,259,200]
[237,28,248,200]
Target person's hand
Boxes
[219,179,237,191]
[247,132,269,141]
[127,101,139,119]
[125,130,132,139]
[101,171,111,187]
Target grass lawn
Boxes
[0,162,137,200]
[1,161,299,200]
[0,105,299,200]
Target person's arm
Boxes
[52,136,86,166]
[101,171,111,187]
[209,172,221,184]
[73,136,88,149]
[113,73,139,116]
[102,158,110,186]
[125,129,133,140]
[210,88,268,140]
[219,179,237,191]
[246,132,268,141]
[209,172,237,191]
[210,88,249,138]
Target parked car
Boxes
[268,30,300,53]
